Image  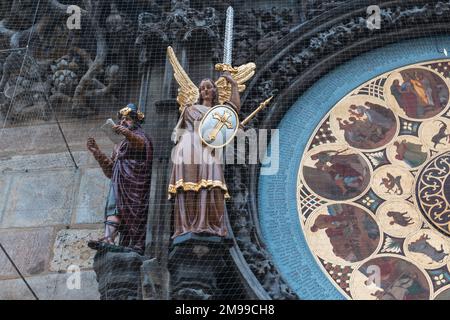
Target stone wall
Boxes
[0,119,115,300]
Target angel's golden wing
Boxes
[215,62,256,105]
[167,46,199,112]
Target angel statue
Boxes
[166,46,255,240]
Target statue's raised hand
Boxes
[112,125,129,136]
[87,137,99,154]
[221,71,237,86]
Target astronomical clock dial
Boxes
[297,61,450,300]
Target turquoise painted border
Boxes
[258,36,450,300]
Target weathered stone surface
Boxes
[50,228,103,272]
[1,170,77,228]
[0,228,54,279]
[0,151,113,173]
[93,250,144,300]
[0,175,11,222]
[141,258,170,300]
[0,120,114,158]
[169,243,224,300]
[0,152,79,173]
[74,169,110,224]
[0,271,100,300]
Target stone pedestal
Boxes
[168,236,234,300]
[141,258,170,300]
[93,250,144,300]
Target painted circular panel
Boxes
[305,203,381,266]
[419,118,450,151]
[300,144,371,201]
[296,60,450,300]
[404,230,450,269]
[371,165,414,200]
[376,201,422,238]
[385,67,449,120]
[330,96,398,150]
[350,256,431,300]
[386,136,429,170]
[435,287,450,300]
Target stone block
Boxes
[50,228,103,272]
[0,151,93,173]
[0,228,54,279]
[74,169,110,224]
[0,175,12,222]
[1,170,77,228]
[0,271,100,300]
[93,250,144,300]
[0,119,113,158]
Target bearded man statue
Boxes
[87,103,153,255]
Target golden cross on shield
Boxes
[208,111,233,141]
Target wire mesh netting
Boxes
[0,0,449,301]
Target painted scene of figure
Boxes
[351,257,430,300]
[302,146,371,200]
[389,68,449,119]
[387,137,429,169]
[306,204,380,265]
[332,98,397,150]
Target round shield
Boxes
[198,104,239,148]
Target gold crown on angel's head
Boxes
[118,103,145,121]
[166,46,256,112]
